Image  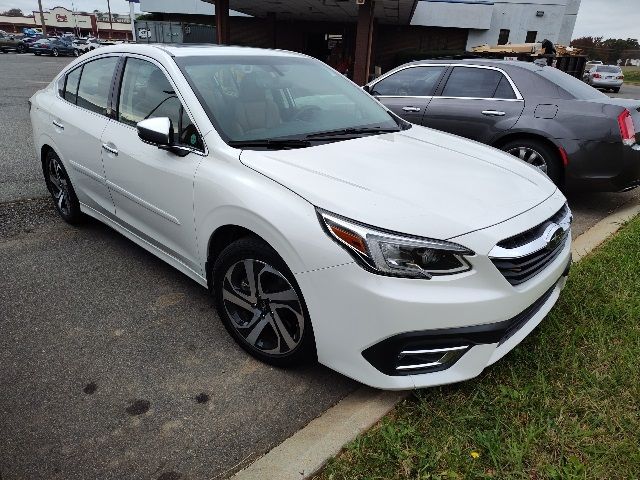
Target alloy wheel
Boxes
[507,146,548,174]
[221,259,305,356]
[47,156,71,216]
[52,48,59,57]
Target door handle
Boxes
[402,106,421,113]
[52,120,64,130]
[102,144,118,156]
[482,110,506,117]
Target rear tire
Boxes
[73,49,80,57]
[52,48,59,57]
[501,139,562,185]
[34,52,40,56]
[613,87,620,93]
[212,238,316,368]
[17,44,25,53]
[43,150,84,225]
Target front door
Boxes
[100,56,206,274]
[421,66,525,143]
[369,65,448,124]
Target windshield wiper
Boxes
[228,139,311,150]
[305,126,401,139]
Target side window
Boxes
[63,66,82,104]
[76,57,118,115]
[118,58,203,150]
[371,66,446,97]
[442,67,516,99]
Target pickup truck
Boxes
[0,31,26,53]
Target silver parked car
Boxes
[583,65,624,93]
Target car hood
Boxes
[240,126,557,239]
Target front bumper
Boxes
[296,227,571,390]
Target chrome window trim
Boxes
[489,206,572,260]
[369,63,523,101]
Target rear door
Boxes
[47,55,120,216]
[422,65,525,143]
[369,65,448,124]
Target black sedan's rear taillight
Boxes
[618,110,637,147]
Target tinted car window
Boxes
[64,66,82,104]
[76,57,118,115]
[535,66,607,100]
[442,67,515,99]
[118,58,203,150]
[371,66,446,96]
[596,66,621,73]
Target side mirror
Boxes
[137,117,172,146]
[362,84,371,94]
[137,117,190,157]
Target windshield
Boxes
[175,55,401,144]
[596,66,621,73]
[535,66,607,100]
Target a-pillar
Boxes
[215,0,230,45]
[353,0,375,85]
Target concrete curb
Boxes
[230,196,640,480]
[571,199,640,261]
[230,387,407,480]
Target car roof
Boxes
[401,58,543,72]
[96,43,307,59]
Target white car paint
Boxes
[29,44,571,390]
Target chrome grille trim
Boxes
[490,204,572,286]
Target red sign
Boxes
[56,14,68,22]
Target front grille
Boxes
[497,204,570,249]
[491,204,571,286]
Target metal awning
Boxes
[201,0,418,24]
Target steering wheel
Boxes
[294,105,322,121]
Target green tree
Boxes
[2,8,24,16]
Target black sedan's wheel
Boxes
[44,150,84,224]
[212,238,316,367]
[502,139,562,185]
[52,48,59,57]
[73,49,80,57]
[17,44,25,53]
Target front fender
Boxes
[193,152,352,276]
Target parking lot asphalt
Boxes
[1,52,640,479]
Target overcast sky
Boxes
[1,0,638,41]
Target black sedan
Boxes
[365,59,640,192]
[31,38,75,57]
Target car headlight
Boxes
[318,209,474,279]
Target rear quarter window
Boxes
[534,67,608,100]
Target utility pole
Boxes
[106,0,114,40]
[37,0,47,38]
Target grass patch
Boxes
[316,215,640,480]
[622,66,640,85]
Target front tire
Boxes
[44,150,84,224]
[73,49,80,57]
[212,238,316,367]
[501,139,562,185]
[613,87,620,93]
[17,44,25,53]
[52,48,59,57]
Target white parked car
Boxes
[583,64,625,93]
[29,45,572,389]
[72,38,102,56]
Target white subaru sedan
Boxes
[30,44,572,390]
